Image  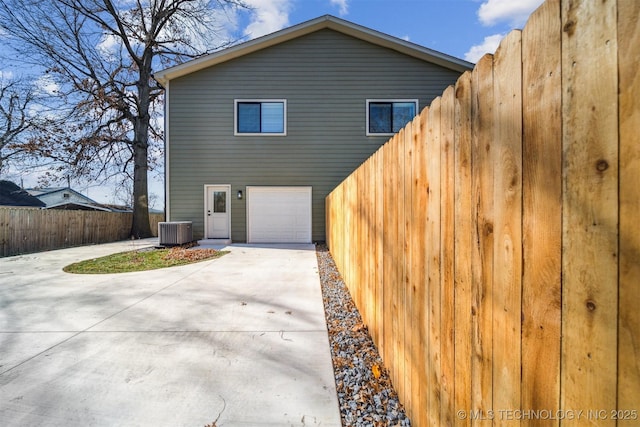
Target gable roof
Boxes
[154,15,473,86]
[26,187,112,212]
[27,187,97,202]
[44,202,112,211]
[0,180,46,207]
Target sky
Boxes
[3,0,545,207]
[235,0,545,63]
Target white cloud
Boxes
[34,74,60,96]
[401,35,410,42]
[478,0,544,27]
[96,33,121,59]
[464,33,504,62]
[0,70,15,81]
[175,6,240,52]
[243,0,291,39]
[330,0,349,16]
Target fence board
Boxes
[492,30,523,425]
[402,122,413,411]
[335,182,345,275]
[426,96,442,427]
[470,54,494,427]
[521,0,562,424]
[330,185,337,267]
[360,159,371,331]
[392,129,407,402]
[374,149,385,351]
[367,157,377,333]
[343,174,351,288]
[561,0,619,424]
[351,169,361,310]
[412,109,430,427]
[324,1,638,425]
[440,85,456,426]
[453,71,472,427]
[382,139,396,377]
[394,133,403,388]
[0,209,7,253]
[344,174,353,298]
[0,208,163,257]
[405,118,415,418]
[617,0,640,412]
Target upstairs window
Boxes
[366,99,418,136]
[235,100,286,135]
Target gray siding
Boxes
[167,29,462,242]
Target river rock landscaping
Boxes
[316,244,410,426]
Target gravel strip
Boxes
[315,244,411,427]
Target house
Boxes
[26,187,112,211]
[154,15,472,243]
[0,180,46,207]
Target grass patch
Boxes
[63,245,229,274]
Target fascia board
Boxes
[154,15,473,85]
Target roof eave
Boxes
[154,15,472,85]
[155,16,331,85]
[323,17,473,72]
[45,202,112,212]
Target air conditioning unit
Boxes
[158,221,193,245]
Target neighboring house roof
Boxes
[45,202,112,212]
[101,204,132,213]
[26,187,91,199]
[154,14,473,85]
[0,180,46,207]
[26,187,112,212]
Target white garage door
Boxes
[247,186,312,243]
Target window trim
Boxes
[234,99,287,136]
[365,99,419,136]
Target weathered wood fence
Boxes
[326,0,639,425]
[0,207,164,257]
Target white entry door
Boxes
[205,185,230,239]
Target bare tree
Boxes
[0,0,246,237]
[0,78,38,173]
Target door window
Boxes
[213,191,226,213]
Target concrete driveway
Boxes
[0,239,341,426]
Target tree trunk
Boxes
[131,137,152,238]
[129,48,154,239]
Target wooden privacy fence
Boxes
[0,207,164,257]
[326,0,639,426]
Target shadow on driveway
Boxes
[0,239,341,426]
